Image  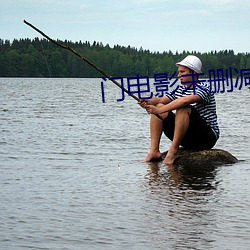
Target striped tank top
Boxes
[166,82,220,139]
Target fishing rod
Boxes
[23,20,163,120]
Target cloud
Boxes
[198,0,250,10]
[134,0,167,5]
[79,3,89,10]
[206,0,237,4]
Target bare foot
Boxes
[144,151,162,162]
[163,150,179,165]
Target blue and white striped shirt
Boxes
[166,82,220,139]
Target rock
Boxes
[161,148,238,166]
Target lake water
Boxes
[1,78,250,250]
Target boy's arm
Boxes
[146,95,201,115]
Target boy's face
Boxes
[177,65,194,84]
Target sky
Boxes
[1,0,250,53]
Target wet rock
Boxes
[161,148,238,166]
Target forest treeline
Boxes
[1,38,250,78]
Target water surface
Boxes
[1,78,250,249]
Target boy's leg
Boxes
[163,106,191,164]
[144,104,169,162]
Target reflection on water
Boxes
[143,160,250,249]
[147,162,219,191]
[1,78,250,250]
[144,162,221,249]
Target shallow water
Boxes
[1,78,250,249]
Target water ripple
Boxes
[0,78,250,250]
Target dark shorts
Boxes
[163,107,217,150]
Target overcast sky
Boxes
[1,0,249,53]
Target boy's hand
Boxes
[146,105,159,115]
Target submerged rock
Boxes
[161,148,238,166]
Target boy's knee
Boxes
[155,103,165,108]
[176,105,192,116]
